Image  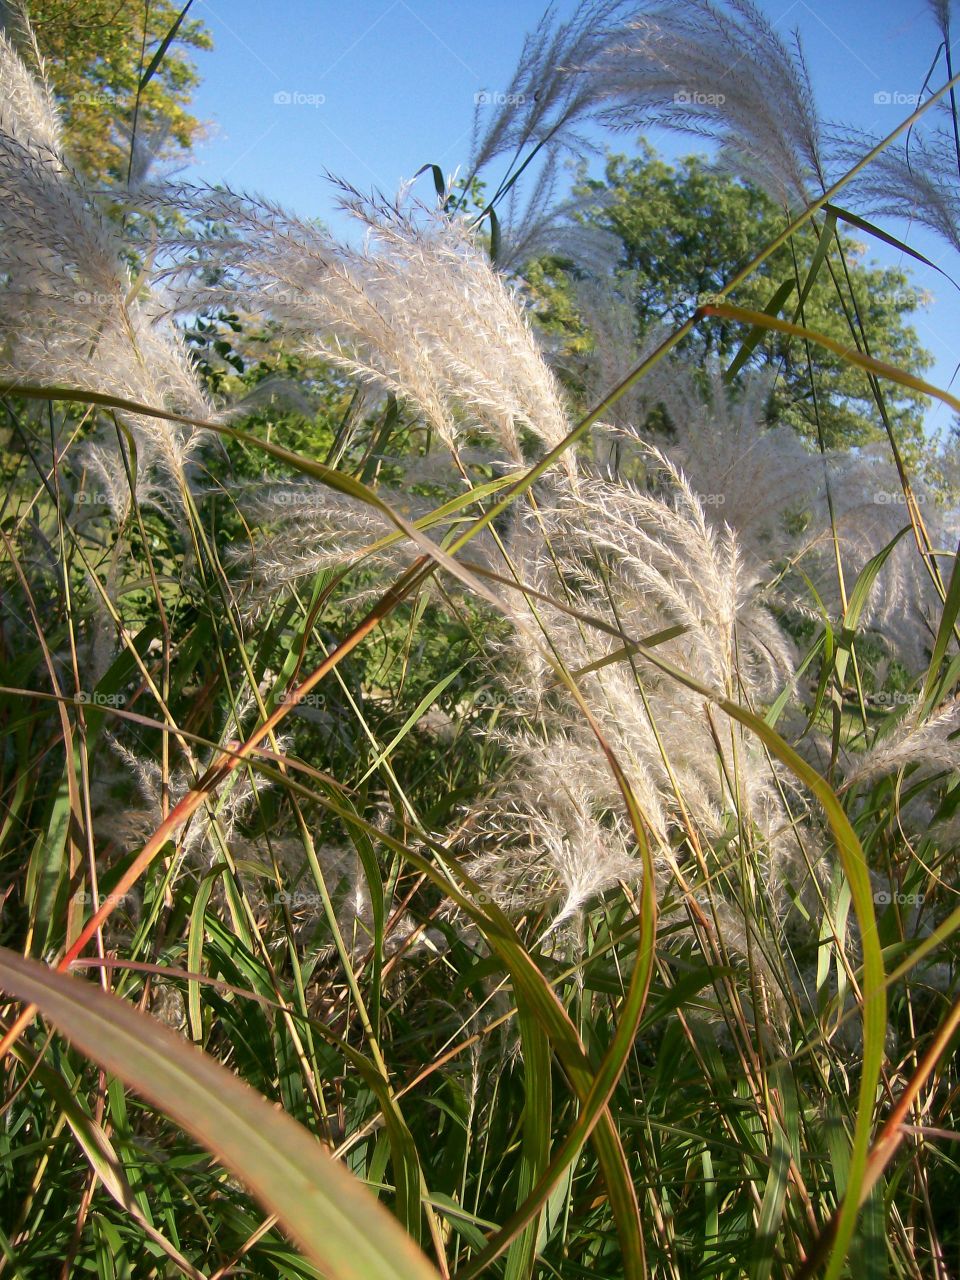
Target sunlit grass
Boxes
[1,3,959,1278]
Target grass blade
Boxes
[0,947,441,1280]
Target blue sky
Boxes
[182,0,958,437]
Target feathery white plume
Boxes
[614,361,953,672]
[590,0,826,208]
[140,183,573,471]
[844,697,960,787]
[0,28,211,519]
[467,1,637,177]
[465,454,818,939]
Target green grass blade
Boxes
[702,303,960,415]
[138,1,195,91]
[922,538,960,708]
[0,947,441,1280]
[724,279,796,382]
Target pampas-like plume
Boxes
[610,361,953,672]
[305,844,443,962]
[812,0,960,258]
[487,146,622,274]
[0,11,60,153]
[843,697,960,788]
[219,443,507,617]
[812,445,950,671]
[841,129,960,255]
[468,0,826,210]
[929,0,952,36]
[592,1,826,209]
[223,470,494,617]
[0,28,210,519]
[634,364,823,565]
[103,736,259,866]
[465,450,818,940]
[101,691,285,866]
[467,0,637,178]
[553,278,669,453]
[138,183,573,471]
[6,1,947,987]
[461,356,952,942]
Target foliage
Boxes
[526,147,934,451]
[25,0,211,179]
[1,3,960,1279]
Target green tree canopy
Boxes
[24,0,211,180]
[526,145,934,452]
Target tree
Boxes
[526,145,934,453]
[22,0,211,180]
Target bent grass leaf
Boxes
[616,643,886,1280]
[793,207,838,321]
[824,203,956,284]
[138,1,196,92]
[701,303,960,416]
[922,538,960,708]
[13,1043,206,1280]
[724,278,796,382]
[0,947,441,1280]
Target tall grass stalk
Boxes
[1,4,959,1278]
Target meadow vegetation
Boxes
[1,2,959,1276]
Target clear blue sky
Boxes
[182,0,958,437]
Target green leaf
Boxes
[749,1125,791,1280]
[504,1001,552,1280]
[413,163,448,202]
[358,663,465,784]
[12,1042,205,1279]
[0,947,441,1280]
[186,867,223,1043]
[488,207,502,264]
[724,278,796,382]
[702,303,960,415]
[792,208,838,321]
[922,538,960,708]
[558,625,888,1280]
[843,526,913,634]
[824,203,953,281]
[139,2,195,92]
